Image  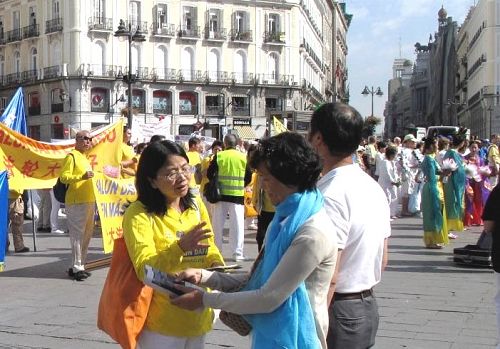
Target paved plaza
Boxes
[0,215,497,349]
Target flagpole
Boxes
[29,191,37,252]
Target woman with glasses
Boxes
[122,140,224,349]
[172,132,338,349]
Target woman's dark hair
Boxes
[377,141,387,149]
[423,137,436,152]
[248,132,322,192]
[150,134,166,143]
[310,102,364,157]
[136,140,195,215]
[210,140,223,150]
[385,146,398,159]
[451,127,467,147]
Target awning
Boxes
[234,126,257,140]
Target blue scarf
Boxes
[243,189,323,349]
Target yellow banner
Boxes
[0,120,124,191]
[93,173,137,253]
[273,116,288,135]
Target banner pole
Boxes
[29,190,37,252]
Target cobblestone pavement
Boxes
[0,216,496,348]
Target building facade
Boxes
[457,0,500,138]
[0,0,349,142]
[384,58,412,138]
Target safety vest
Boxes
[216,149,247,196]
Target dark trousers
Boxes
[256,211,274,251]
[327,294,379,349]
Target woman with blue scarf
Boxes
[172,132,338,349]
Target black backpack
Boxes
[53,154,75,203]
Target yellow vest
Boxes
[216,149,247,196]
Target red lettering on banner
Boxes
[21,160,40,177]
[88,154,98,170]
[41,162,62,178]
[3,133,12,146]
[3,155,15,176]
[106,129,116,143]
[12,139,23,148]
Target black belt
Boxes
[334,288,373,301]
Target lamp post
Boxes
[114,19,145,127]
[446,98,467,126]
[361,86,383,117]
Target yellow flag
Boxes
[0,119,124,191]
[273,116,288,135]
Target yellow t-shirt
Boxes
[59,150,95,204]
[186,150,202,189]
[122,197,224,337]
[121,143,136,178]
[199,155,213,194]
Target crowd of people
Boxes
[356,131,500,249]
[12,102,500,347]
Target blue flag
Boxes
[0,87,27,136]
[0,171,9,271]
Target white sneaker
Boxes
[51,229,66,234]
[232,254,248,262]
[247,224,258,230]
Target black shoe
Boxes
[82,271,92,277]
[68,268,91,278]
[14,247,30,253]
[73,271,88,281]
[68,268,74,277]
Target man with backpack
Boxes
[59,130,95,281]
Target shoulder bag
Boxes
[97,237,153,349]
[53,154,75,203]
[218,249,264,336]
[204,168,221,204]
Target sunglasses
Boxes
[77,136,93,142]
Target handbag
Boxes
[53,154,75,203]
[218,249,265,336]
[204,170,221,204]
[97,237,153,349]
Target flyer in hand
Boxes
[144,265,204,297]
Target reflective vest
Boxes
[216,149,247,196]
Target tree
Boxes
[362,115,382,138]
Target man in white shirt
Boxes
[308,102,391,349]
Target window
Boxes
[267,53,279,82]
[155,46,168,78]
[267,14,279,33]
[155,4,168,29]
[205,95,222,115]
[0,55,4,78]
[13,11,20,30]
[206,9,222,35]
[29,125,40,140]
[153,90,172,114]
[234,50,247,82]
[265,97,282,111]
[14,51,20,74]
[91,88,108,112]
[181,47,194,80]
[179,91,198,115]
[233,11,248,32]
[51,123,64,139]
[183,6,197,30]
[28,92,41,115]
[29,7,36,26]
[232,96,249,116]
[31,48,37,71]
[126,89,145,113]
[93,0,105,19]
[52,1,60,20]
[51,88,64,113]
[207,49,220,81]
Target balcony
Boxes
[21,69,38,82]
[88,17,113,32]
[259,73,294,86]
[6,28,22,43]
[206,105,224,115]
[46,18,63,34]
[23,24,39,39]
[229,29,252,42]
[87,64,118,78]
[204,27,227,41]
[263,31,285,44]
[233,72,253,84]
[5,72,21,85]
[152,68,177,81]
[206,71,232,84]
[178,25,200,39]
[43,65,61,79]
[178,69,204,82]
[152,23,176,37]
[232,105,250,116]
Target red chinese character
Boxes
[41,162,62,178]
[88,154,98,170]
[3,155,15,176]
[21,160,40,177]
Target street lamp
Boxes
[114,19,146,128]
[446,98,467,126]
[361,86,383,117]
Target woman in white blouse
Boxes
[378,146,401,219]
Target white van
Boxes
[426,126,470,140]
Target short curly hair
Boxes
[248,132,322,192]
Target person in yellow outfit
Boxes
[60,130,96,281]
[120,127,137,178]
[122,140,224,349]
[186,137,203,195]
[7,181,29,253]
[251,172,276,251]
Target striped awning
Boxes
[234,126,257,140]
